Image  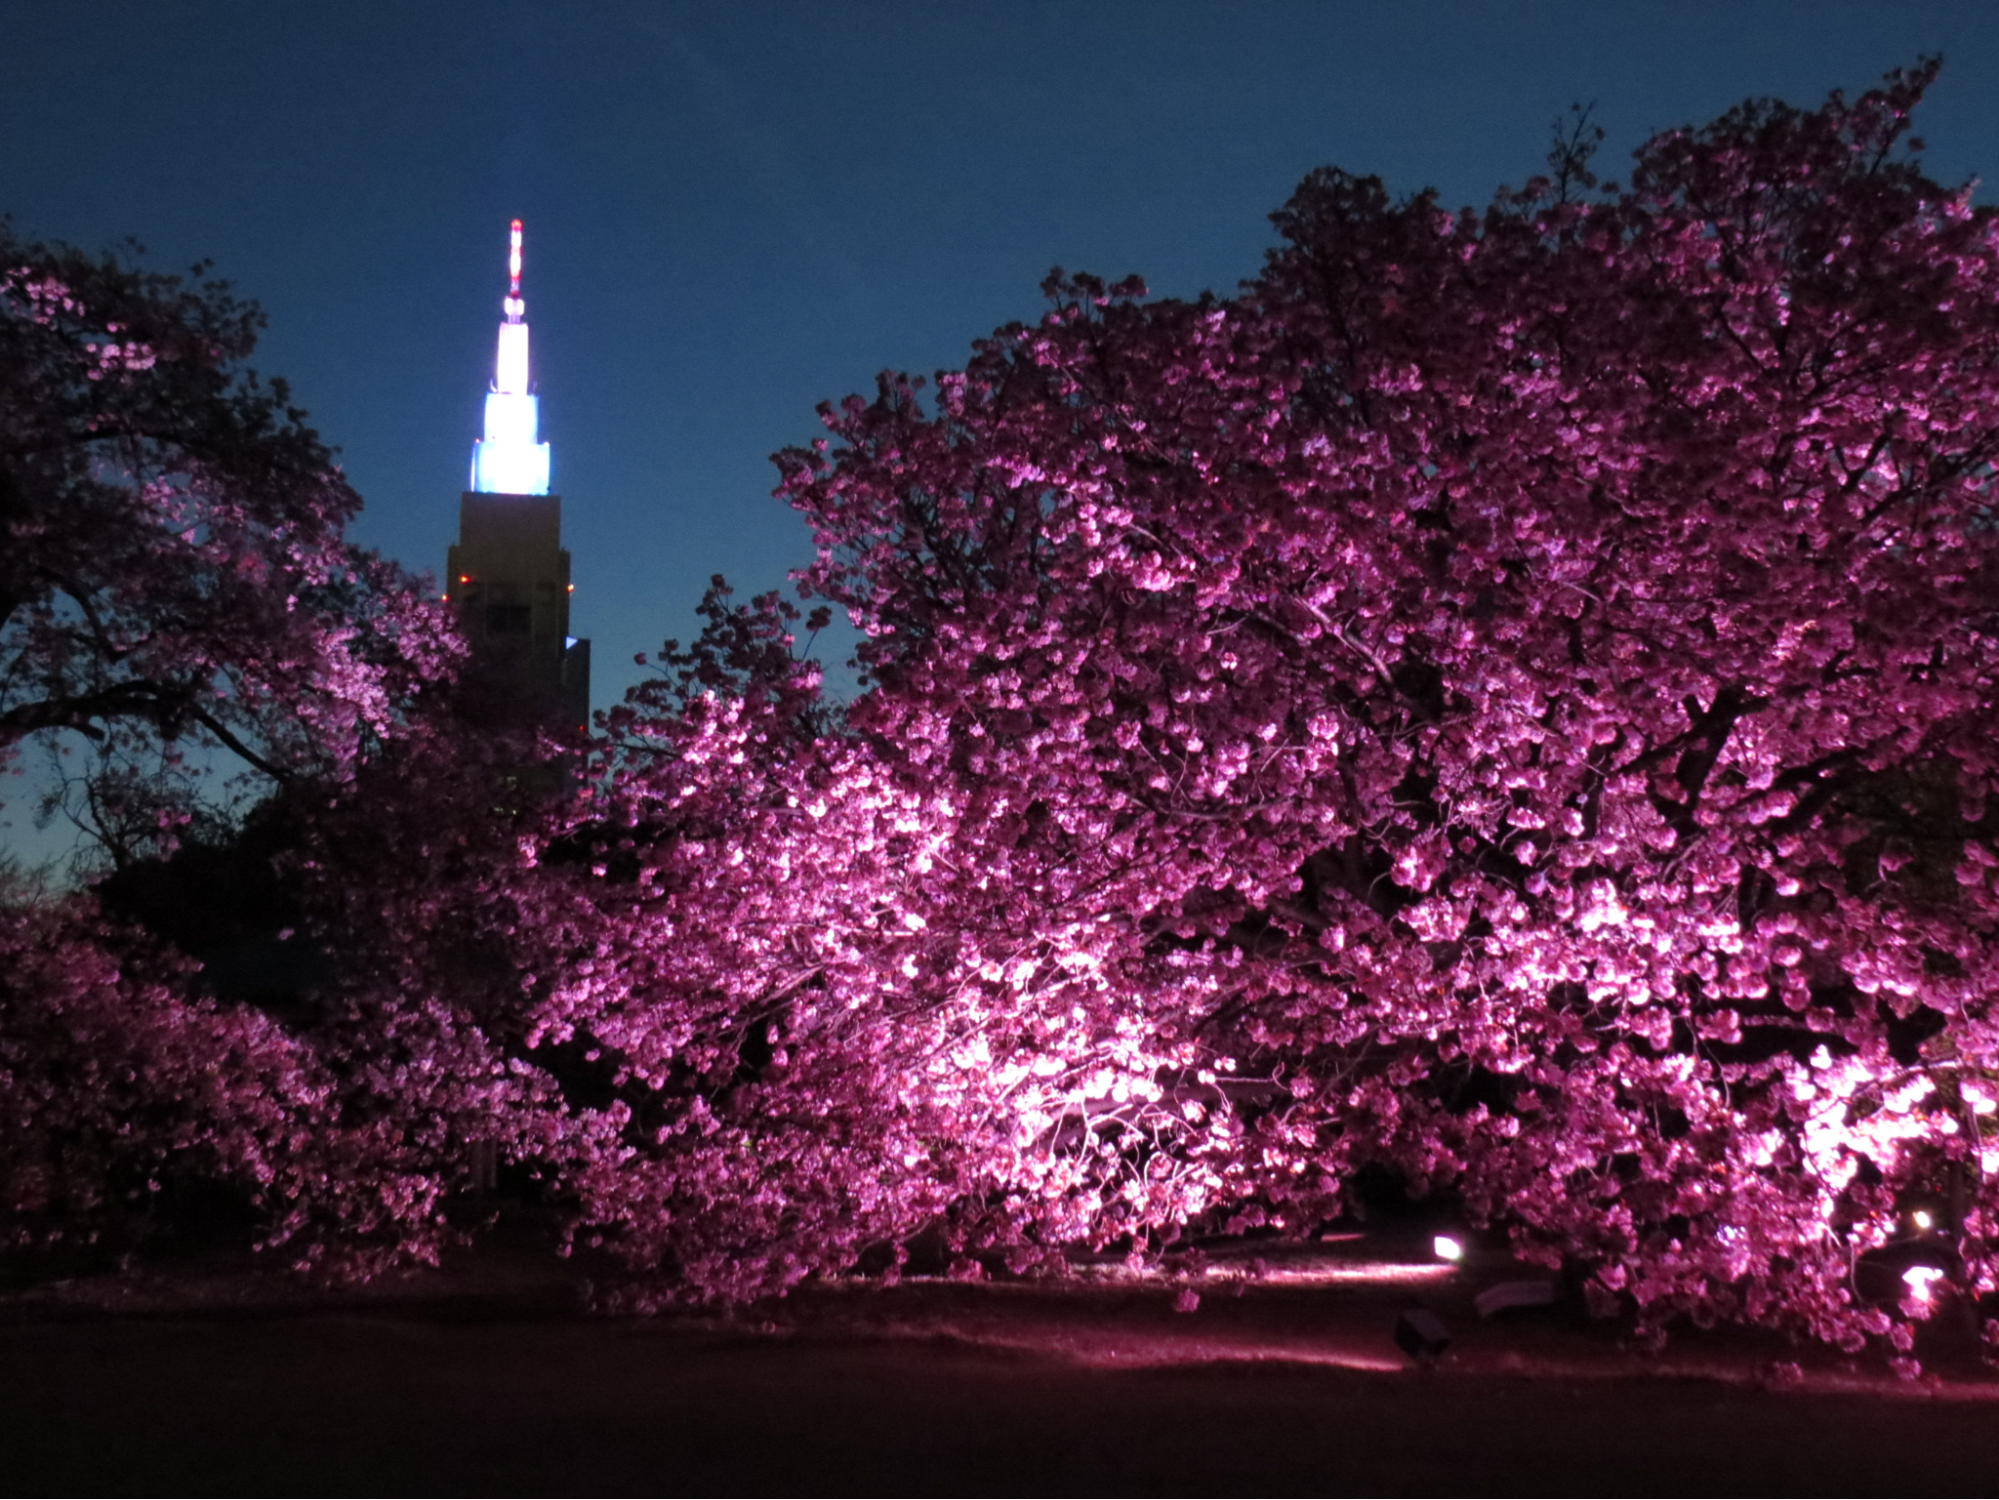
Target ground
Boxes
[8,1234,1999,1494]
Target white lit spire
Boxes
[471,217,551,495]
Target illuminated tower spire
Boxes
[470,218,552,495]
[447,217,589,734]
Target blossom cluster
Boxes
[534,65,1999,1353]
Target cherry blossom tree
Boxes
[0,224,458,868]
[0,227,484,1270]
[0,887,519,1275]
[532,64,1999,1364]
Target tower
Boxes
[445,220,590,730]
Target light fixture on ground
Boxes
[1393,1307,1451,1364]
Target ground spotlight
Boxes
[1432,1233,1465,1262]
[1394,1307,1451,1364]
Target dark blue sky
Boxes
[4,1,1995,709]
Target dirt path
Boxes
[8,1301,1999,1495]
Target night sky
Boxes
[4,1,1996,711]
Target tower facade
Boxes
[445,220,590,731]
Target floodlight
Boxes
[1903,1264,1946,1305]
[1393,1307,1451,1363]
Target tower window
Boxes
[486,603,532,634]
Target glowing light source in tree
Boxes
[1902,1265,1947,1310]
